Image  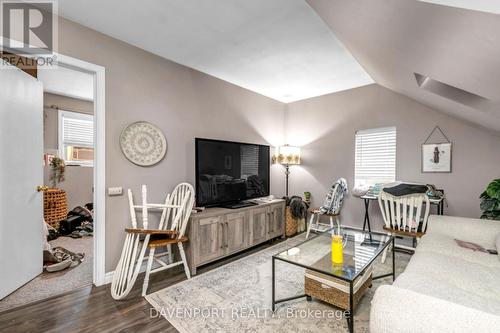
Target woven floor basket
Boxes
[285,207,298,237]
[305,270,372,310]
[43,188,68,229]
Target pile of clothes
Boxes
[43,246,85,273]
[42,203,93,273]
[43,223,86,273]
[320,178,349,215]
[47,203,94,240]
[288,196,309,233]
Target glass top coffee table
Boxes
[272,227,394,333]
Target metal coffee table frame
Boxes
[271,227,395,333]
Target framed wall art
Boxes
[421,126,452,173]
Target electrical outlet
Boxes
[108,187,123,196]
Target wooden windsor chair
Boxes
[378,190,430,263]
[111,183,194,300]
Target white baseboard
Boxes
[104,271,114,285]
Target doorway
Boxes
[0,52,105,311]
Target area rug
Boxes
[146,233,410,332]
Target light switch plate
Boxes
[108,187,123,196]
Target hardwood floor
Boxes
[0,238,286,333]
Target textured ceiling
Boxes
[57,0,372,103]
[307,0,500,133]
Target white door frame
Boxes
[55,54,106,286]
[1,40,107,286]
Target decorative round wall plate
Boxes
[120,121,167,166]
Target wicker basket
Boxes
[285,207,298,237]
[304,269,372,310]
[43,188,68,229]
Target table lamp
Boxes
[273,145,301,198]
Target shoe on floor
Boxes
[46,258,72,272]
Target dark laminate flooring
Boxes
[0,238,286,333]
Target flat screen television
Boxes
[195,138,270,207]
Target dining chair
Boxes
[110,183,194,300]
[306,178,348,239]
[141,183,195,296]
[378,190,430,262]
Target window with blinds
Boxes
[240,145,259,178]
[355,127,396,187]
[58,110,94,166]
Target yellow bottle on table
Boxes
[331,234,344,264]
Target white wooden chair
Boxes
[111,183,194,300]
[378,190,430,262]
[142,183,194,296]
[306,210,340,239]
[306,179,347,239]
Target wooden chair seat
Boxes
[147,236,188,248]
[125,228,178,236]
[306,208,341,239]
[309,208,340,216]
[382,226,425,238]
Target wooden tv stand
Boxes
[185,199,285,275]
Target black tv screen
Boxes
[195,138,270,207]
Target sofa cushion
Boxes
[371,285,500,333]
[426,215,500,248]
[394,272,500,315]
[417,233,500,268]
[401,251,500,304]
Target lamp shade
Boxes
[274,145,301,165]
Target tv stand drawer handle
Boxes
[225,222,229,248]
[220,222,224,249]
[268,212,274,233]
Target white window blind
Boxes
[240,145,259,177]
[355,127,396,187]
[58,110,94,166]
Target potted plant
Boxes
[480,179,500,221]
[49,157,66,188]
[303,191,311,205]
[44,157,68,230]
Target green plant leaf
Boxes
[480,191,489,199]
[486,179,500,200]
[480,198,500,212]
[480,210,500,220]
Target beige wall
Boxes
[57,18,286,271]
[43,93,94,210]
[286,84,500,230]
[43,167,93,210]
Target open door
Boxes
[0,60,44,299]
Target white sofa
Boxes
[370,215,500,333]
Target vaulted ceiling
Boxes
[307,0,500,132]
[57,0,500,132]
[58,0,372,103]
